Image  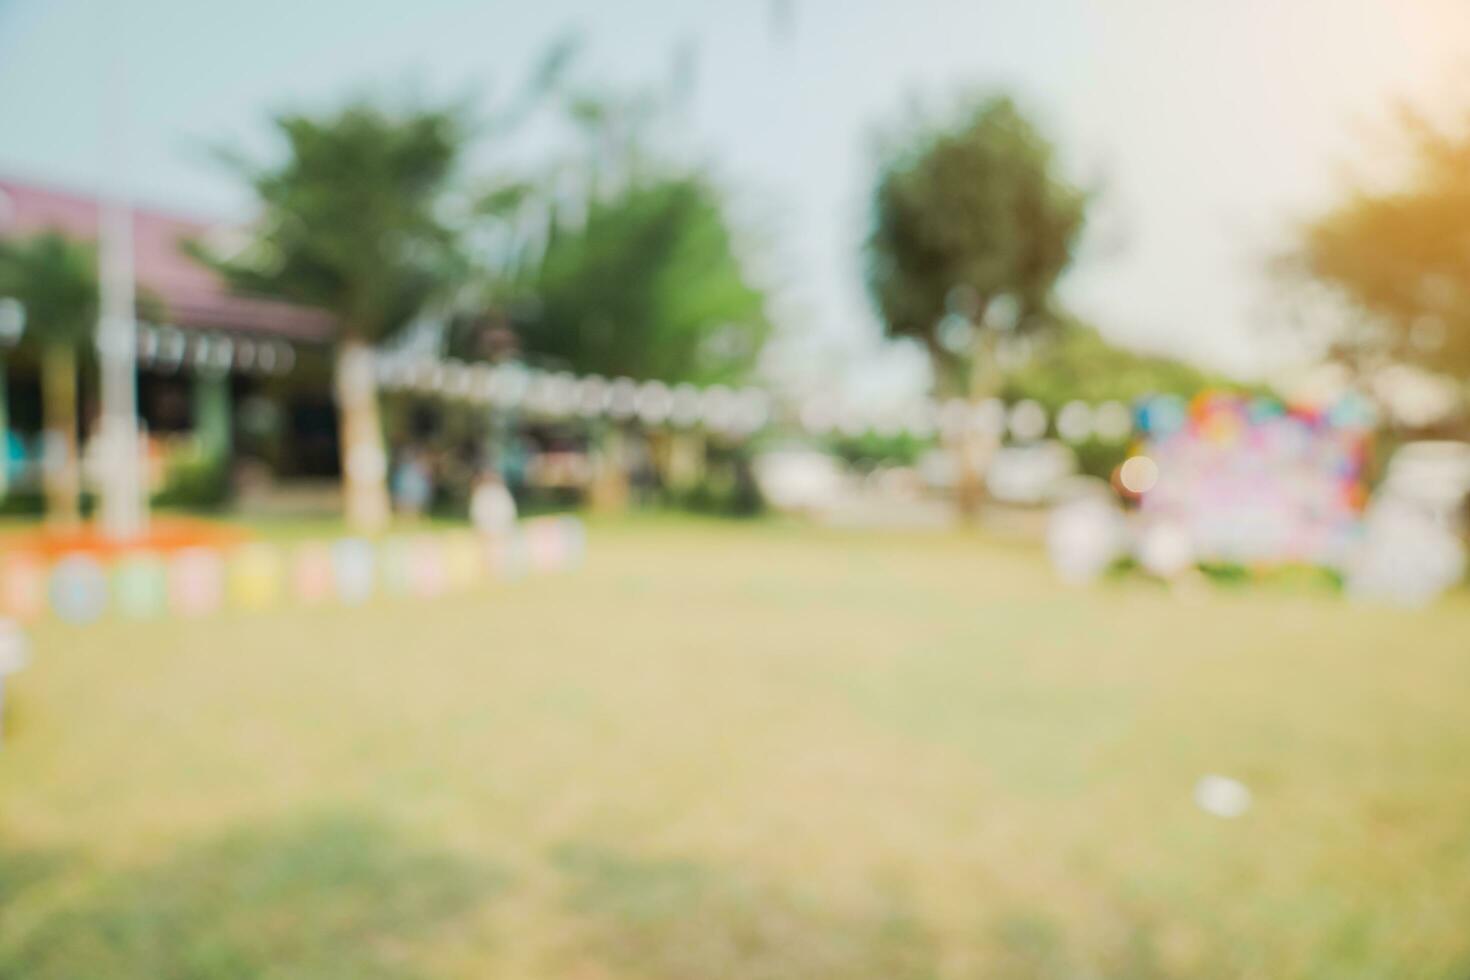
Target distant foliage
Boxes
[1294,108,1470,379]
[866,95,1088,395]
[464,85,772,387]
[827,431,929,469]
[1002,319,1241,411]
[199,99,467,343]
[515,174,769,385]
[0,232,98,347]
[1004,320,1251,480]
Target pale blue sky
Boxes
[2,0,1468,392]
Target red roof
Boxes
[0,177,333,343]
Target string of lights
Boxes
[370,352,1142,445]
[134,322,298,378]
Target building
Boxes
[0,176,342,503]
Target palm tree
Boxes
[0,232,97,529]
[197,100,467,531]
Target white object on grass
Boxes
[470,479,519,535]
[1194,774,1252,818]
[1348,496,1466,607]
[1047,491,1127,584]
[1137,520,1195,579]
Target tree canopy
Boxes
[199,99,467,344]
[866,95,1088,395]
[1295,110,1470,379]
[0,231,98,348]
[510,173,769,384]
[451,86,771,386]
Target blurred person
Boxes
[391,447,434,519]
[500,431,531,501]
[627,433,659,507]
[470,467,518,535]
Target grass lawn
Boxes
[2,516,1469,978]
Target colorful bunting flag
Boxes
[49,555,109,625]
[442,532,484,590]
[407,537,447,598]
[292,542,335,605]
[378,538,413,596]
[230,543,284,610]
[0,555,46,623]
[169,548,225,617]
[332,538,376,605]
[113,553,168,620]
[0,518,585,623]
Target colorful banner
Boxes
[1135,393,1371,568]
[3,517,585,625]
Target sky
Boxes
[2,0,1469,395]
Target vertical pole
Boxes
[96,1,145,540]
[97,167,145,537]
[335,341,391,532]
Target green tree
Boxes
[1003,318,1232,409]
[0,232,97,528]
[460,88,769,385]
[1293,109,1470,380]
[865,94,1088,512]
[1004,318,1252,480]
[198,99,467,530]
[866,95,1087,394]
[514,174,769,384]
[445,84,770,516]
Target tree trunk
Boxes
[945,331,1004,523]
[588,423,630,514]
[952,428,987,521]
[335,339,391,532]
[40,343,81,529]
[665,430,706,496]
